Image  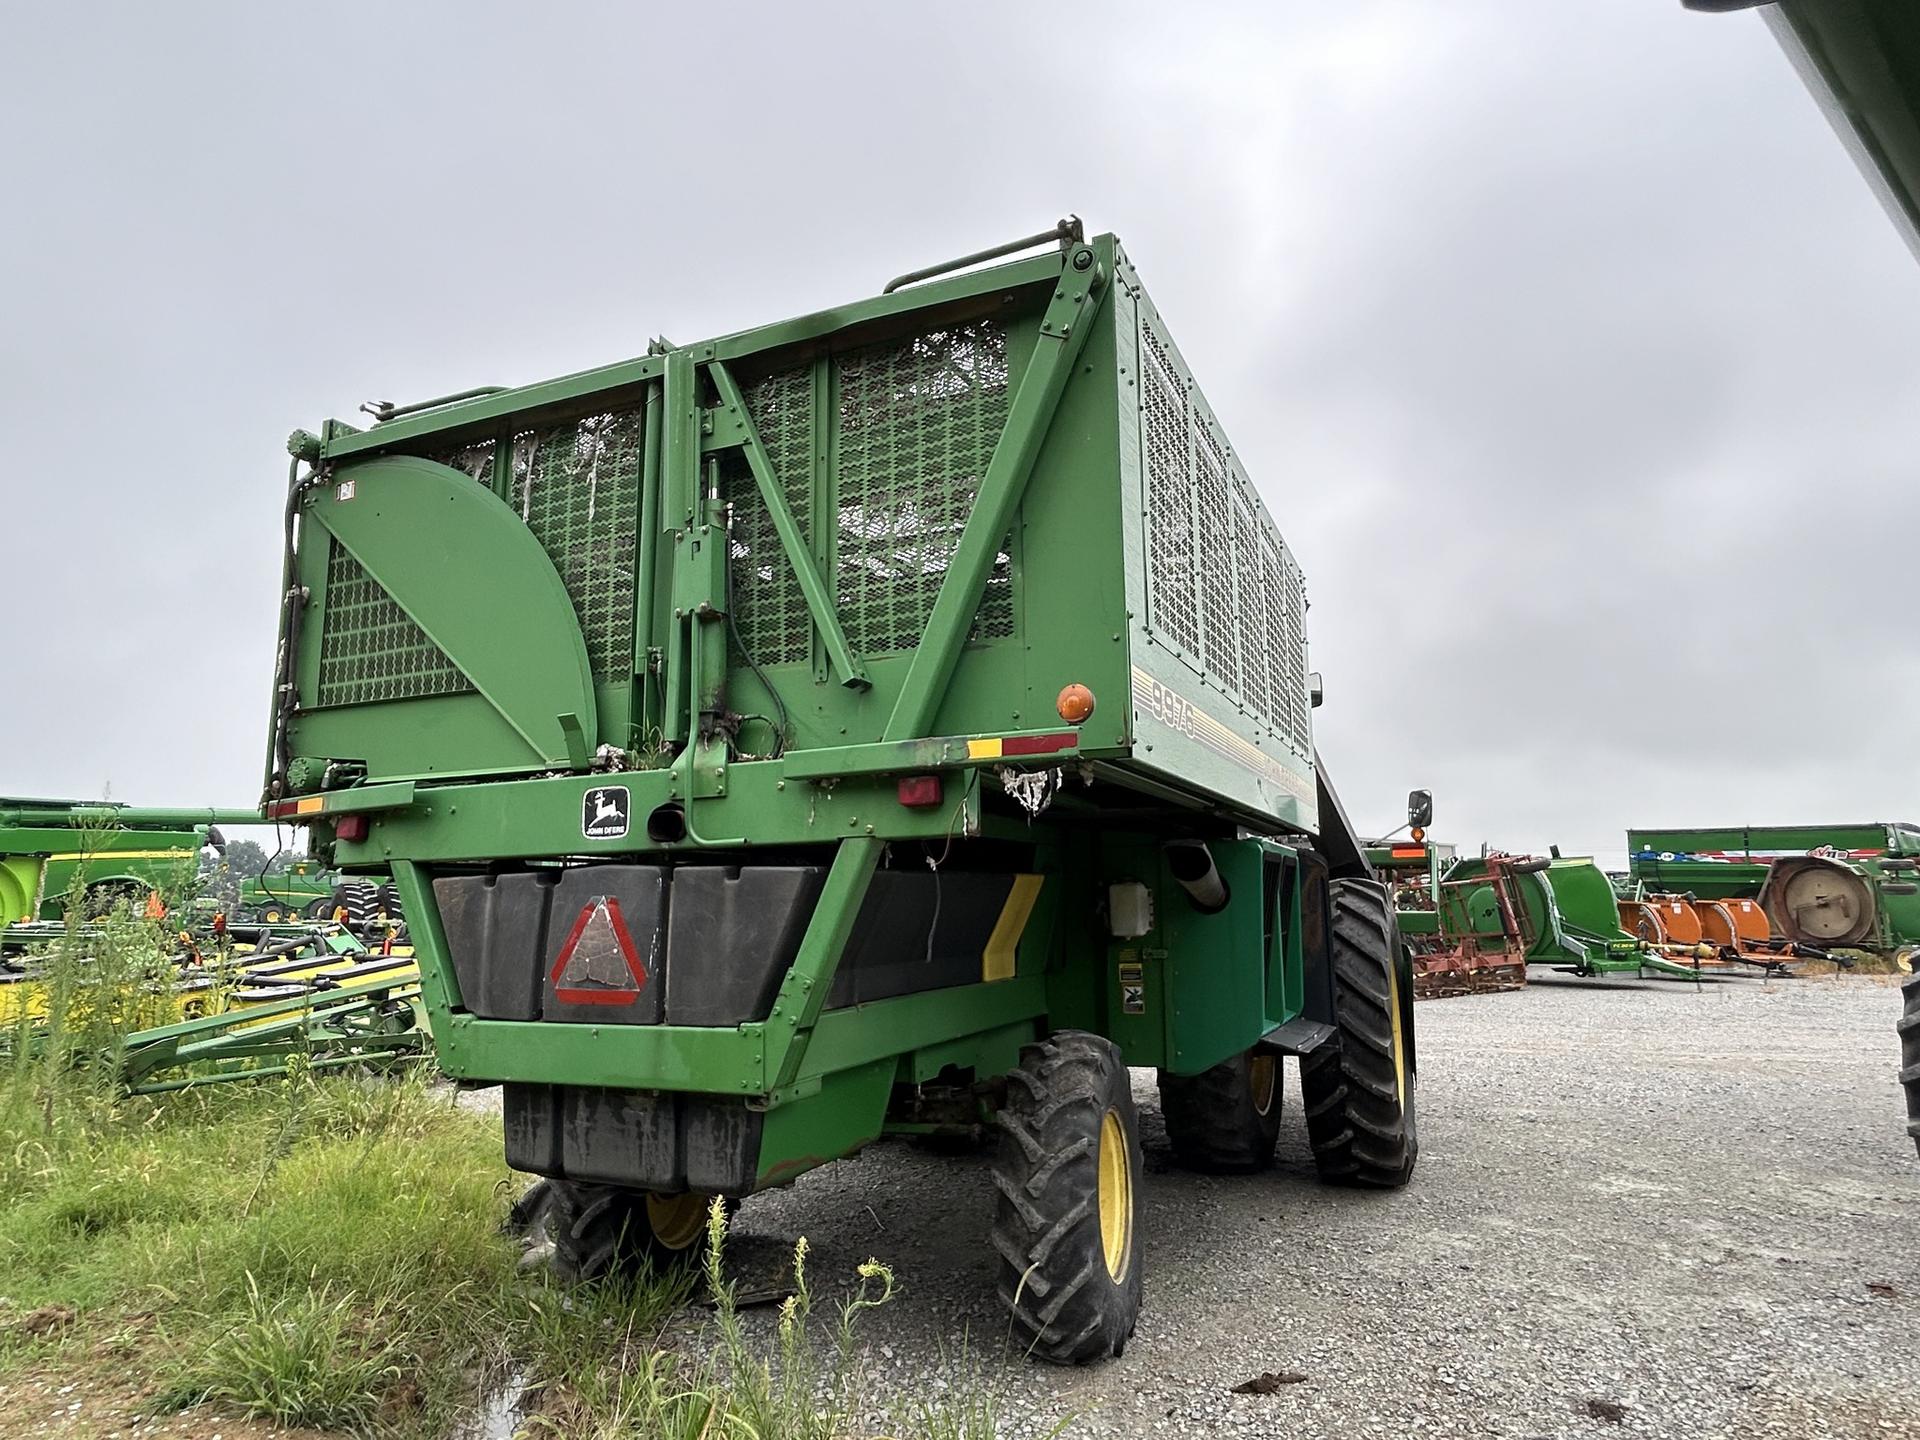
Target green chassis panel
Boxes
[282,234,1316,837]
[279,230,1334,1193]
[1767,0,1920,261]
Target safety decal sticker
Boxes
[549,896,648,1005]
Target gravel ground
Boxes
[716,974,1919,1439]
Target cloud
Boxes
[3,2,1916,869]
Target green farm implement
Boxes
[236,857,339,921]
[1441,853,1740,982]
[1368,841,1530,998]
[259,219,1419,1361]
[236,858,402,933]
[0,799,258,926]
[1,922,427,1092]
[1630,823,1920,967]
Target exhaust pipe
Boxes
[1165,841,1229,914]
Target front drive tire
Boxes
[1302,878,1419,1187]
[991,1031,1143,1364]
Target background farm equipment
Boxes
[0,799,259,925]
[1368,842,1531,999]
[258,220,1421,1361]
[1437,854,1734,981]
[235,860,404,940]
[234,857,339,920]
[1630,823,1920,967]
[1,919,426,1092]
[1374,838,1749,996]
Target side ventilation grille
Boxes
[315,545,473,707]
[1141,313,1310,751]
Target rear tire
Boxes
[990,1031,1143,1364]
[541,1179,718,1281]
[1900,971,1920,1160]
[1157,1049,1282,1173]
[331,882,380,932]
[1302,878,1419,1187]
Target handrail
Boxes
[882,216,1083,294]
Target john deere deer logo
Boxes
[581,785,630,840]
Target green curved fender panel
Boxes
[0,857,38,926]
[1539,860,1627,940]
[310,456,597,768]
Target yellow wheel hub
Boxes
[645,1191,709,1252]
[1096,1108,1134,1282]
[1388,971,1408,1102]
[1249,1054,1278,1116]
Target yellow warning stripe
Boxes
[44,849,200,863]
[966,738,1003,760]
[982,874,1044,982]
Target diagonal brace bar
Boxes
[765,835,882,1089]
[708,360,870,690]
[884,242,1106,741]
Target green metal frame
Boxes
[267,228,1340,1192]
[117,973,428,1095]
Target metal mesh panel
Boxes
[1141,312,1310,746]
[835,320,1014,654]
[315,544,472,707]
[1257,537,1303,744]
[431,439,497,485]
[1142,329,1200,657]
[511,411,641,679]
[727,367,815,666]
[1194,421,1239,695]
[1239,498,1270,723]
[1281,553,1310,744]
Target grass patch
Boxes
[0,1067,518,1435]
[0,919,1058,1438]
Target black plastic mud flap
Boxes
[503,1083,764,1193]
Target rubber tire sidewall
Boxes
[1157,1048,1284,1173]
[1302,877,1419,1188]
[991,1031,1144,1364]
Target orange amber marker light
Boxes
[1056,684,1096,724]
[1410,826,1426,844]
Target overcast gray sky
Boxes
[4,2,1916,866]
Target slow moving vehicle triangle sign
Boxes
[549,896,648,1005]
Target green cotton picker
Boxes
[258,219,1419,1361]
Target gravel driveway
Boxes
[725,974,1918,1439]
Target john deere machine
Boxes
[257,219,1417,1361]
[0,799,256,926]
[1686,0,1920,1155]
[236,858,402,933]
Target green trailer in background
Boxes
[236,858,338,921]
[259,219,1420,1361]
[0,799,257,926]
